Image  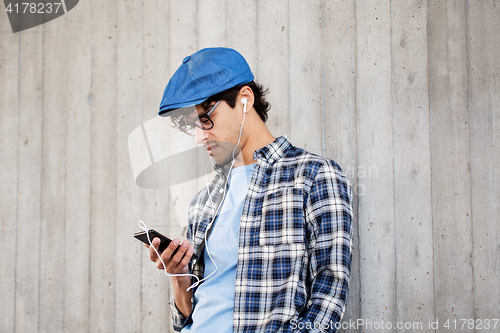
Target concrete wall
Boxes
[0,0,498,332]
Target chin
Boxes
[212,154,234,167]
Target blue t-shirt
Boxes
[182,163,256,333]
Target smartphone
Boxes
[134,229,198,260]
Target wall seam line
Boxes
[463,2,477,329]
[37,22,46,333]
[426,0,437,330]
[287,0,291,138]
[62,12,68,333]
[87,0,94,331]
[389,0,399,325]
[13,25,21,333]
[353,0,362,325]
[320,0,325,157]
[139,1,144,331]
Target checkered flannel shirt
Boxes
[171,135,353,332]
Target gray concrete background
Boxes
[0,0,499,332]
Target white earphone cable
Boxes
[197,99,247,286]
[142,99,248,291]
[138,220,200,291]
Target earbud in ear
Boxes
[241,98,249,113]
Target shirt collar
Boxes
[253,135,291,167]
[213,163,231,177]
[213,135,291,174]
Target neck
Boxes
[233,120,275,168]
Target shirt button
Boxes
[219,188,224,193]
[269,159,274,164]
[182,56,190,63]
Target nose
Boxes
[195,126,208,145]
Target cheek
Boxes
[215,120,239,142]
[233,115,247,139]
[226,120,244,143]
[213,110,243,143]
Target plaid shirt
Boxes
[171,135,353,332]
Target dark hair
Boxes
[170,81,270,135]
[201,81,271,122]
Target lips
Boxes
[206,144,217,154]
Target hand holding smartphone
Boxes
[134,229,198,260]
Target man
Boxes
[147,47,353,332]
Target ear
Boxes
[238,85,254,112]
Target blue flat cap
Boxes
[158,47,254,116]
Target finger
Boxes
[156,258,165,270]
[179,245,195,267]
[167,240,190,268]
[157,238,180,272]
[161,238,180,262]
[149,238,161,262]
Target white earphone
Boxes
[241,98,248,113]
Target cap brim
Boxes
[159,97,207,117]
[160,105,198,119]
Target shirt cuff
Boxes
[169,295,188,332]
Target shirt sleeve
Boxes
[290,162,353,332]
[170,296,189,332]
[170,217,196,331]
